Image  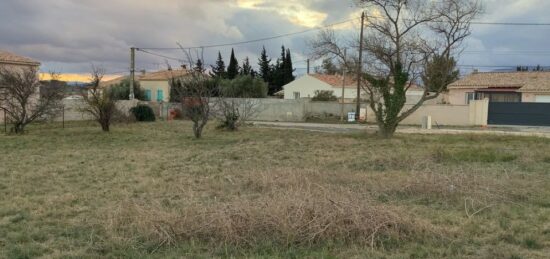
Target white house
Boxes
[283,74,431,104]
[283,74,359,101]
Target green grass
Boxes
[0,121,549,258]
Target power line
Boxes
[137,18,359,51]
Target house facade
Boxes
[140,69,189,103]
[283,74,434,104]
[283,74,359,101]
[446,71,550,105]
[0,50,41,123]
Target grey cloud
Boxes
[0,0,549,75]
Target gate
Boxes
[488,102,550,126]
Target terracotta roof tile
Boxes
[140,69,190,81]
[448,71,550,93]
[310,74,357,89]
[0,50,40,66]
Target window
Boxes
[293,92,300,99]
[144,89,152,101]
[465,92,475,104]
[157,89,164,102]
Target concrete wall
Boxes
[52,99,138,122]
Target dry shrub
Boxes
[105,184,430,250]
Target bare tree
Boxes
[0,67,63,134]
[357,0,482,137]
[80,67,116,132]
[171,72,215,138]
[213,76,267,131]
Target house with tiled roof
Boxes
[447,71,550,104]
[140,68,190,102]
[282,74,428,103]
[0,50,41,69]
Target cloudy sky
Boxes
[1,0,550,81]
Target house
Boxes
[283,74,433,104]
[0,50,41,71]
[1,50,41,123]
[446,71,550,105]
[283,74,359,101]
[140,69,189,102]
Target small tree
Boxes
[109,79,145,100]
[81,67,116,132]
[214,76,267,131]
[312,90,338,102]
[0,67,63,134]
[171,72,215,138]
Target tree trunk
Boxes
[101,121,110,132]
[193,122,203,138]
[378,122,398,139]
[12,123,25,134]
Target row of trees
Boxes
[210,46,295,95]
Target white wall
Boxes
[283,75,335,99]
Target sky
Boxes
[1,0,550,82]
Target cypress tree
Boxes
[226,48,239,80]
[194,59,205,73]
[241,57,252,76]
[258,46,271,83]
[284,48,295,84]
[210,51,226,78]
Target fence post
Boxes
[62,105,65,129]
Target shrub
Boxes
[130,105,156,122]
[219,75,268,98]
[312,90,337,101]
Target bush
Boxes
[219,76,268,98]
[109,79,146,101]
[312,90,337,101]
[130,105,156,122]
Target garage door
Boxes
[488,102,550,126]
[535,95,550,103]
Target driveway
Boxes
[251,121,550,138]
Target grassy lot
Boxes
[0,121,549,258]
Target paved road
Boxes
[252,121,550,138]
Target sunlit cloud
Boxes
[40,73,120,83]
[236,0,328,28]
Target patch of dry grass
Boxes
[0,121,549,258]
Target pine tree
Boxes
[226,48,239,80]
[258,46,271,83]
[241,57,253,76]
[194,59,205,73]
[210,52,226,78]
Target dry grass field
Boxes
[1,121,549,258]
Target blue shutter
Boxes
[145,90,152,101]
[157,89,164,102]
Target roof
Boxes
[448,71,550,93]
[309,74,424,92]
[99,75,129,88]
[310,74,357,89]
[140,69,190,81]
[0,50,41,66]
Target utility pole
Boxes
[356,11,365,121]
[307,59,310,74]
[340,48,347,122]
[129,47,136,100]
